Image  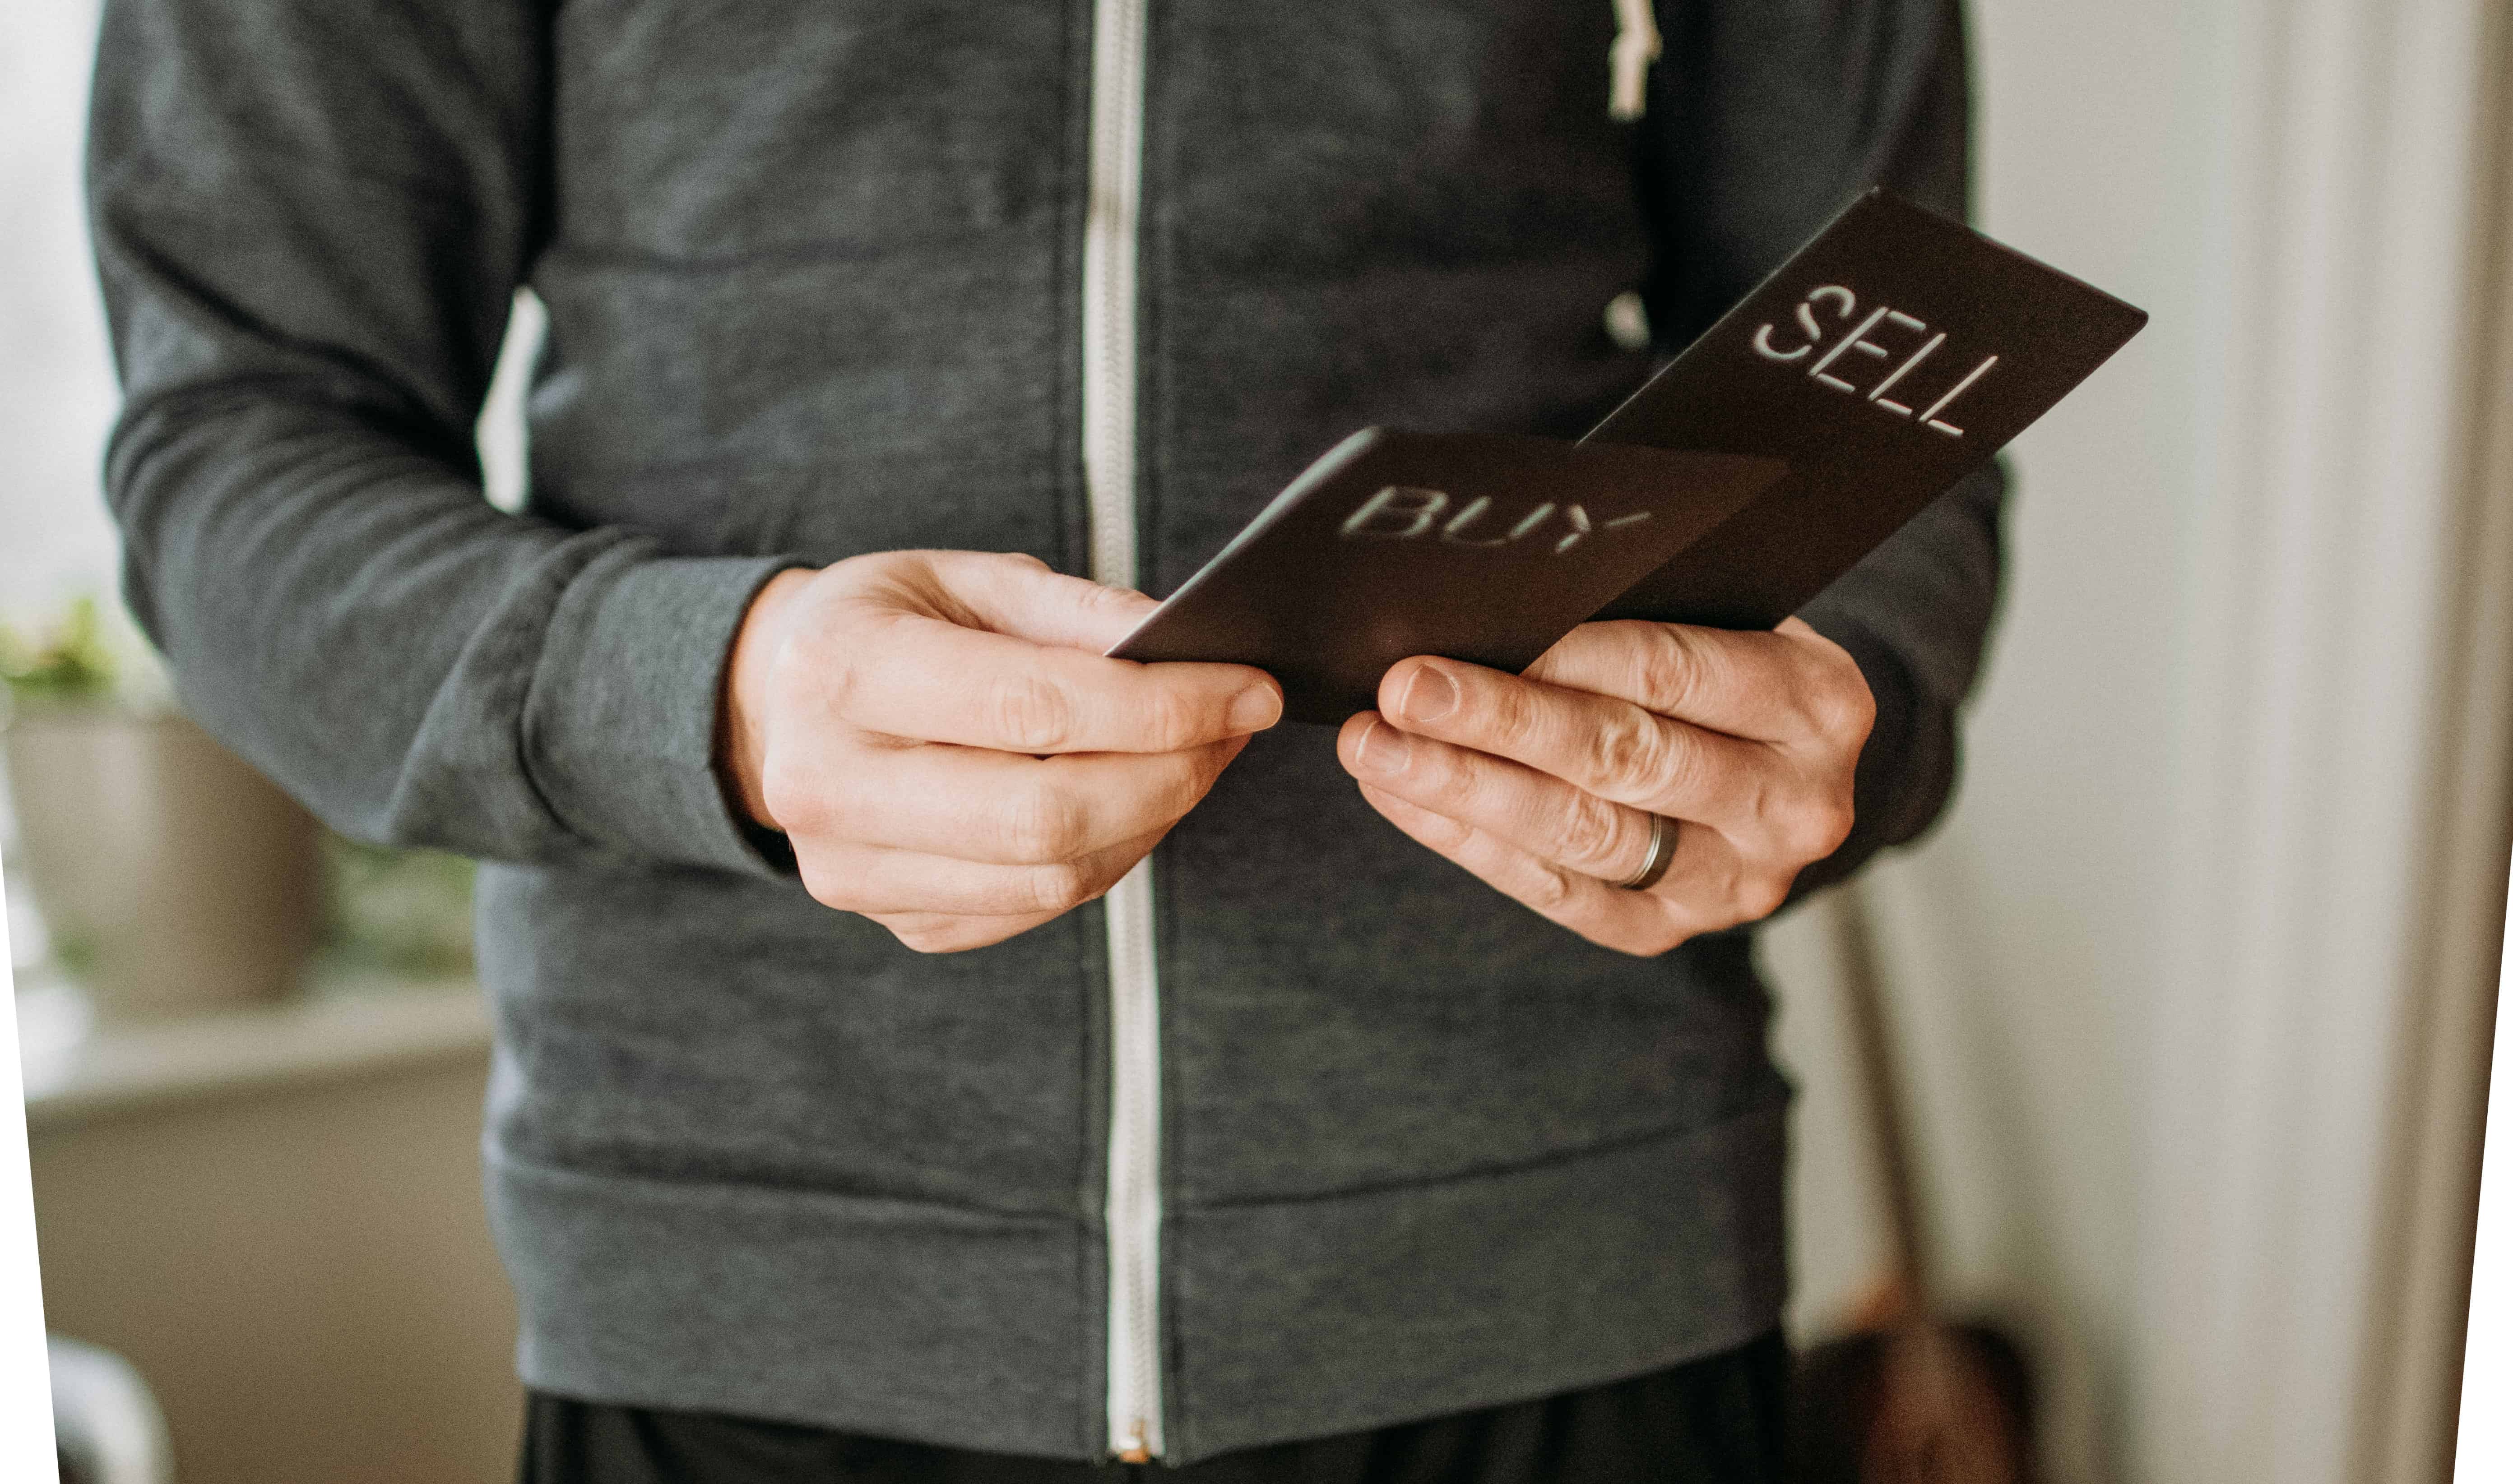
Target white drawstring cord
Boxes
[1609,0,1662,120]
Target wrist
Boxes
[719,566,816,828]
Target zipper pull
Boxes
[1117,1422,1153,1464]
[1609,0,1662,121]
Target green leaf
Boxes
[0,597,119,705]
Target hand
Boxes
[722,551,1281,953]
[1334,618,1873,956]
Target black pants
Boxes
[519,1332,1787,1484]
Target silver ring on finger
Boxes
[1613,813,1679,892]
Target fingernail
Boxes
[1354,718,1411,774]
[1397,665,1459,724]
[1228,686,1281,733]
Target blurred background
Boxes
[3,1,2509,1482]
[5,4,523,1480]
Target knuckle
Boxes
[805,629,876,721]
[1377,788,1469,850]
[1522,862,1579,913]
[1076,576,1132,612]
[1707,859,1751,913]
[1555,793,1627,869]
[1404,740,1470,807]
[993,674,1078,753]
[1757,780,1852,861]
[845,549,923,584]
[1635,626,1706,712]
[1734,769,1779,827]
[1797,797,1856,859]
[768,633,818,701]
[998,785,1090,863]
[1736,874,1791,923]
[810,762,895,842]
[1798,655,1875,743]
[760,758,822,836]
[1474,678,1538,749]
[1073,578,1157,631]
[796,855,858,912]
[1837,659,1879,736]
[1666,737,1720,804]
[1137,684,1205,753]
[1025,860,1102,914]
[1805,689,1864,744]
[1582,711,1669,796]
[1423,809,1475,851]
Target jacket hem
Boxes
[1162,1093,1788,1461]
[488,1093,1785,1465]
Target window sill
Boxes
[19,975,490,1133]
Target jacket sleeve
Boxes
[86,0,795,875]
[1634,0,2005,890]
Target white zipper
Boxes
[1083,0,1162,1461]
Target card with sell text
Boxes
[1109,191,2146,721]
[1583,189,2148,625]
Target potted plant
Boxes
[1,598,322,1022]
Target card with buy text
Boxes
[1108,190,2147,723]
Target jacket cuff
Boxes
[524,549,805,878]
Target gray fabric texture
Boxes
[88,0,2003,1463]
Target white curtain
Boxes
[1769,1,2513,1481]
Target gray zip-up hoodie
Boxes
[87,0,2001,1464]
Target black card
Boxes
[1108,430,1785,723]
[1584,189,2148,624]
[1108,191,2146,723]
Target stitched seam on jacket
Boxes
[1177,1089,1788,1215]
